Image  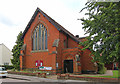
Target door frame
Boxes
[64,60,73,73]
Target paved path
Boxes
[74,70,114,77]
[1,74,88,82]
[103,70,113,76]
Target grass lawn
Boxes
[112,70,119,78]
[85,70,119,78]
[97,70,119,78]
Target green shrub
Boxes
[97,62,107,74]
[22,68,51,74]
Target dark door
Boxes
[64,60,73,73]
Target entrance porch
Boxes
[62,47,82,74]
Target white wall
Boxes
[0,44,2,65]
[0,44,12,65]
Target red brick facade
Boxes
[20,8,97,74]
[105,62,119,70]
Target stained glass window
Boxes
[33,30,36,50]
[32,24,47,51]
[36,31,37,50]
[39,27,41,50]
[45,29,47,49]
[42,28,44,50]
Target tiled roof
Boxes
[22,7,80,43]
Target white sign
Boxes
[39,66,52,70]
[56,63,58,68]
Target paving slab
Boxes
[103,70,113,76]
[7,74,88,82]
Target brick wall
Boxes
[81,49,97,72]
[20,10,97,74]
[22,12,59,71]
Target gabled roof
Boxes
[0,43,11,51]
[22,7,80,43]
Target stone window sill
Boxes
[31,49,48,53]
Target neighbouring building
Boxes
[105,62,119,70]
[0,43,12,66]
[20,8,97,74]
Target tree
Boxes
[11,31,23,70]
[80,2,120,64]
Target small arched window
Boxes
[32,24,47,51]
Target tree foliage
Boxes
[80,2,120,64]
[11,31,23,70]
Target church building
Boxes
[20,8,97,74]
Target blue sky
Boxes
[0,0,88,50]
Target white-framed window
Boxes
[4,62,9,65]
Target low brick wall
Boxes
[8,71,46,78]
[57,73,119,82]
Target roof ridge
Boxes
[37,8,80,42]
[22,7,80,43]
[38,8,75,36]
[0,43,12,51]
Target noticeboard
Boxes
[35,60,43,67]
[39,66,52,70]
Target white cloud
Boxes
[0,0,88,50]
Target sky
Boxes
[0,0,88,50]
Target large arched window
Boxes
[32,24,47,51]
